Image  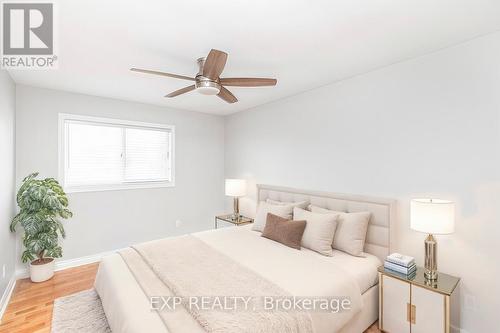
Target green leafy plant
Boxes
[10,173,73,264]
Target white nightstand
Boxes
[378,266,459,333]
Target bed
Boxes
[95,184,396,333]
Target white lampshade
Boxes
[225,179,246,197]
[410,198,455,235]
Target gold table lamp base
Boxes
[232,197,240,220]
[424,234,438,281]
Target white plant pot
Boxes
[30,258,55,283]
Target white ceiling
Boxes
[8,0,500,115]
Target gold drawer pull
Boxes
[407,303,416,324]
[407,303,411,322]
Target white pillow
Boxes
[252,201,294,232]
[266,198,309,210]
[309,205,371,257]
[293,207,339,256]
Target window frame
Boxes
[58,113,175,193]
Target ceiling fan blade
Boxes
[165,85,196,98]
[130,68,195,81]
[203,49,227,80]
[217,86,238,103]
[219,78,277,87]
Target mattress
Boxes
[95,225,381,333]
[195,225,381,294]
[321,249,381,294]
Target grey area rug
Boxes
[51,289,111,333]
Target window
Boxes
[59,114,175,192]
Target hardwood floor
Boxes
[365,322,381,333]
[0,263,98,333]
[0,262,381,332]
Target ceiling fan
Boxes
[130,49,277,104]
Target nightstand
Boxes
[214,214,253,229]
[378,266,459,333]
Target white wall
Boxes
[16,85,225,266]
[0,70,16,298]
[225,32,500,333]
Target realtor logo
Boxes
[1,2,57,68]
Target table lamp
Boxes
[225,179,246,220]
[410,198,455,281]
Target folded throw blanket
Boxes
[119,235,313,333]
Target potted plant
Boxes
[10,173,73,283]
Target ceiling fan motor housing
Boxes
[195,57,221,95]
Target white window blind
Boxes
[59,114,174,192]
[124,128,170,182]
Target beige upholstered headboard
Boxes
[257,184,396,262]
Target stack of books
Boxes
[384,253,416,278]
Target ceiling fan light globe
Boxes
[195,80,221,95]
[197,86,220,95]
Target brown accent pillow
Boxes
[261,213,307,250]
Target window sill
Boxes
[64,181,175,193]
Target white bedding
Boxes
[95,225,381,333]
[324,250,381,294]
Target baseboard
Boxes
[15,248,124,279]
[451,325,469,333]
[0,274,17,324]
